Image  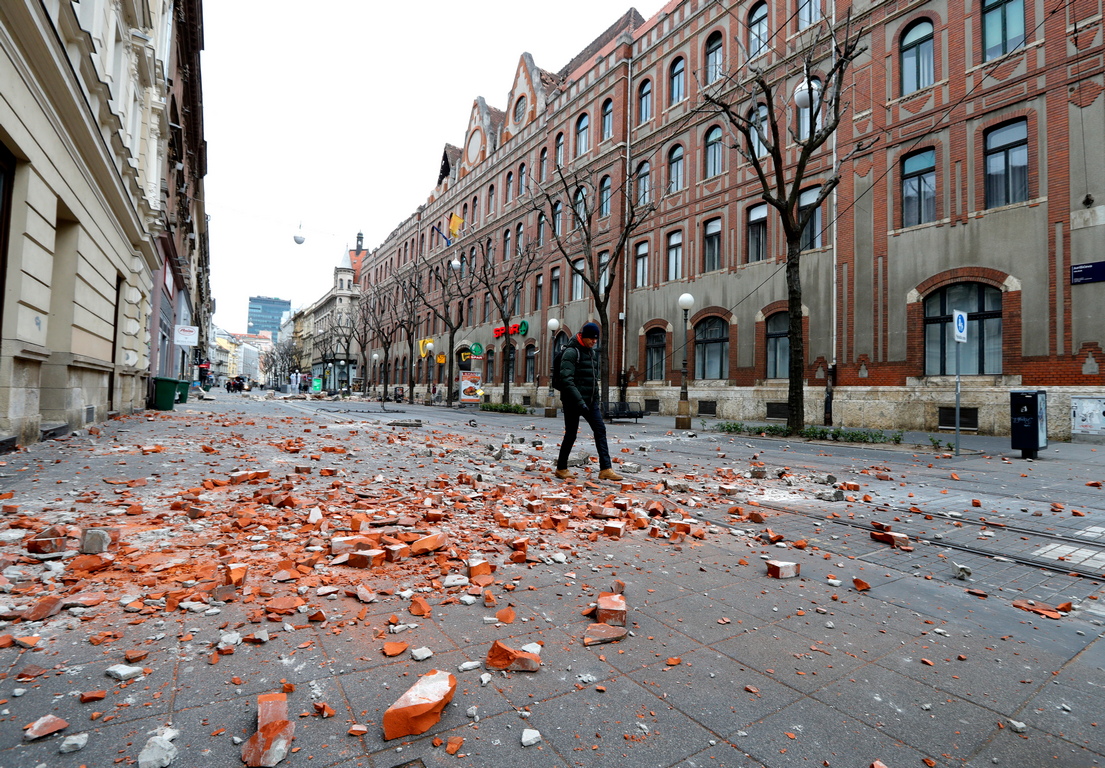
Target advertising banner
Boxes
[460,371,481,404]
[174,325,199,346]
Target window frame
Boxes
[550,266,561,305]
[694,316,730,380]
[599,175,612,217]
[705,126,724,178]
[798,0,821,29]
[749,3,768,58]
[667,145,685,192]
[703,217,722,272]
[923,283,1003,375]
[705,31,724,82]
[601,98,614,140]
[900,20,935,95]
[983,0,1025,61]
[634,241,649,287]
[666,230,684,281]
[575,113,590,156]
[669,57,686,104]
[901,148,937,227]
[799,187,822,250]
[636,161,651,206]
[571,259,585,301]
[638,79,653,124]
[984,119,1029,208]
[646,328,666,381]
[555,133,564,166]
[766,312,790,379]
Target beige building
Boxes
[0,1,208,447]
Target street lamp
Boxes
[424,342,434,403]
[326,362,333,392]
[545,319,560,418]
[339,359,346,392]
[675,293,695,430]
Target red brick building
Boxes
[361,0,1105,439]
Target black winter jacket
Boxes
[559,338,601,409]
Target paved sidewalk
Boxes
[0,396,1100,768]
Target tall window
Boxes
[505,172,513,203]
[766,313,789,378]
[484,293,492,323]
[901,20,934,95]
[553,201,563,235]
[748,204,768,262]
[540,148,548,180]
[798,0,821,29]
[703,218,722,272]
[924,283,1003,375]
[534,274,543,310]
[695,317,729,379]
[503,229,512,261]
[512,281,522,314]
[634,241,649,287]
[670,57,686,104]
[555,133,564,166]
[599,175,612,217]
[550,266,561,305]
[705,31,724,82]
[985,120,1028,208]
[571,259,585,300]
[645,329,666,380]
[638,80,652,123]
[505,346,516,383]
[537,214,546,246]
[666,231,683,281]
[983,0,1024,61]
[486,349,495,384]
[466,297,475,327]
[572,188,587,229]
[516,223,524,255]
[601,98,614,140]
[797,78,821,140]
[575,113,590,156]
[799,187,822,250]
[668,145,685,192]
[514,95,527,124]
[599,251,610,292]
[488,185,496,215]
[902,149,937,227]
[636,161,651,205]
[525,345,536,383]
[705,126,723,177]
[518,163,527,195]
[749,104,768,156]
[749,3,768,57]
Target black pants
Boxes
[557,402,611,471]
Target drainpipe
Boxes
[619,36,635,404]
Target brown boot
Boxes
[598,468,623,481]
[554,468,577,480]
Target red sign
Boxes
[492,320,529,338]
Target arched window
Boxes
[573,187,587,229]
[537,214,547,246]
[705,31,724,82]
[749,3,768,57]
[695,317,729,379]
[797,78,822,140]
[503,229,512,261]
[799,187,822,250]
[669,57,686,104]
[747,203,768,262]
[505,172,513,203]
[646,328,666,380]
[766,313,789,378]
[902,149,937,227]
[668,145,685,192]
[703,217,722,272]
[487,185,496,215]
[666,230,683,281]
[634,241,649,287]
[985,120,1029,208]
[901,20,934,95]
[798,0,821,29]
[924,283,1003,375]
[555,133,565,166]
[599,176,612,217]
[518,163,527,195]
[553,201,563,235]
[553,331,570,360]
[539,148,548,180]
[505,345,516,382]
[525,345,537,383]
[638,80,652,123]
[516,223,525,255]
[571,259,585,300]
[575,113,590,156]
[636,161,651,205]
[513,95,527,124]
[983,0,1024,61]
[705,126,723,177]
[485,348,495,384]
[472,196,479,224]
[601,99,614,140]
[748,104,768,156]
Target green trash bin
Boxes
[153,377,177,411]
[176,380,190,403]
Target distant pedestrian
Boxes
[224,379,231,394]
[554,322,622,482]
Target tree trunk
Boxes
[786,241,805,435]
[406,339,416,404]
[502,340,512,405]
[446,326,457,407]
[597,308,611,414]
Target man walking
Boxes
[555,323,623,482]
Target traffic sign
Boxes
[953,310,967,343]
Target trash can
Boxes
[1011,390,1048,459]
[153,377,178,411]
[176,380,190,403]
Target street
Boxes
[0,392,1101,768]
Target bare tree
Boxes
[527,160,660,411]
[395,274,422,403]
[701,10,871,434]
[467,237,543,405]
[359,283,400,408]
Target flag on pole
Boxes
[431,225,451,247]
[448,213,464,238]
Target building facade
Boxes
[247,295,291,343]
[0,0,209,447]
[359,0,1104,439]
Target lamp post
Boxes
[338,359,347,393]
[675,293,695,430]
[545,319,560,418]
[424,342,434,403]
[326,362,333,393]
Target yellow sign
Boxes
[460,352,471,362]
[418,338,435,358]
[436,354,446,365]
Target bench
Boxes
[603,401,646,423]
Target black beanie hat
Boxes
[580,322,601,339]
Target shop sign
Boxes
[492,320,529,338]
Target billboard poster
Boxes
[460,371,481,404]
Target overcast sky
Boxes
[203,1,668,334]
